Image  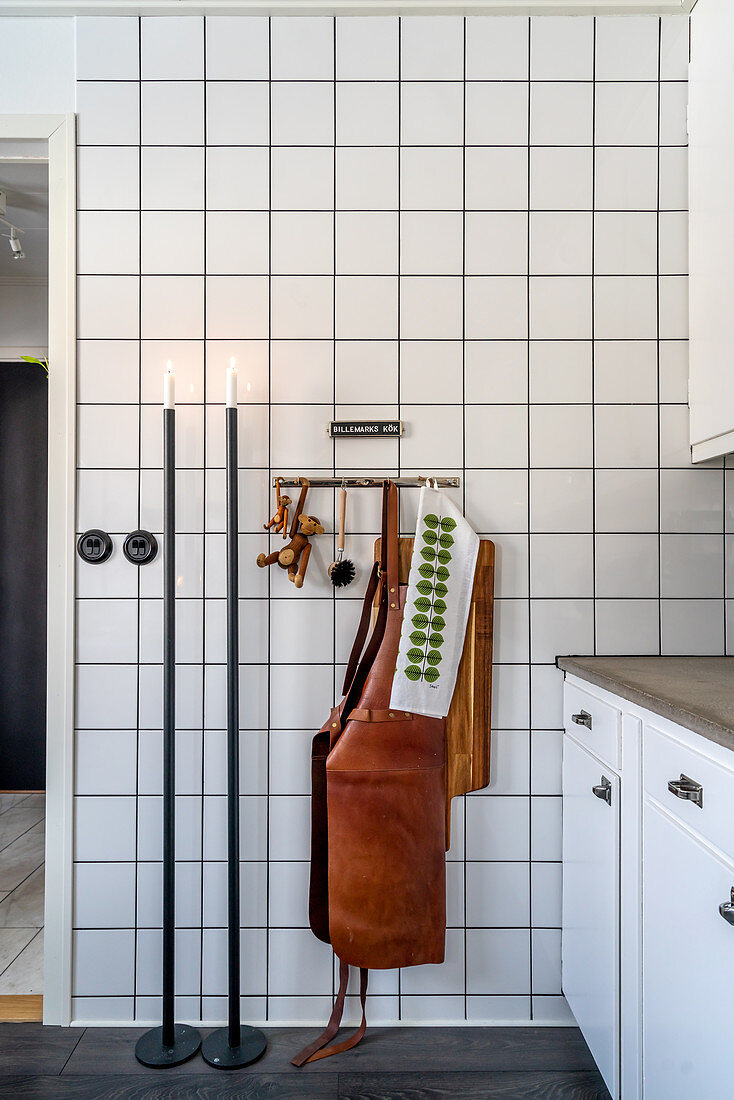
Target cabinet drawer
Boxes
[564,682,621,771]
[644,725,734,861]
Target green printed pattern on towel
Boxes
[403,513,456,684]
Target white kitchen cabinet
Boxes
[562,734,620,1100]
[642,800,734,1100]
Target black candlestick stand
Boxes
[136,406,201,1068]
[201,404,268,1069]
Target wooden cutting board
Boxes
[374,538,494,839]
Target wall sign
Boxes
[329,420,403,438]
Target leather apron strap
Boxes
[291,958,368,1066]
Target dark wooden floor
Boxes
[0,1023,611,1098]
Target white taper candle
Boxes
[226,358,238,409]
[164,362,175,409]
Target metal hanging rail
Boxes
[271,476,461,489]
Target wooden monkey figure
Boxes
[263,477,291,539]
[257,479,324,589]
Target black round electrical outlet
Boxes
[77,530,113,565]
[123,530,158,566]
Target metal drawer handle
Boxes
[667,773,704,809]
[572,710,592,729]
[592,776,612,806]
[720,889,734,926]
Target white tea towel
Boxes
[390,486,479,719]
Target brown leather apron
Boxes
[293,481,446,1066]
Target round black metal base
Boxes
[201,1025,268,1069]
[135,1023,202,1068]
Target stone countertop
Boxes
[556,656,734,754]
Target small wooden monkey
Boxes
[263,477,291,539]
[257,480,324,589]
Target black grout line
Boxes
[525,15,533,1019]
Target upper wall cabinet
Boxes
[689,0,734,462]
[0,1,699,14]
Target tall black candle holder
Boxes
[135,404,201,1068]
[201,403,268,1069]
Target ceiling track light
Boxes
[0,214,26,260]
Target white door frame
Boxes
[0,113,76,1026]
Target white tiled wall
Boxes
[72,13,707,1027]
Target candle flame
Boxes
[166,360,173,372]
[247,381,251,393]
[229,357,236,369]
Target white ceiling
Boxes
[0,1,700,14]
[0,155,48,282]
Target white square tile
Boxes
[531,796,562,861]
[141,82,204,146]
[485,728,530,795]
[76,83,140,146]
[465,470,528,534]
[337,147,397,210]
[595,276,657,341]
[529,341,592,404]
[660,469,723,534]
[142,340,204,404]
[76,664,139,729]
[659,340,689,403]
[530,534,593,597]
[140,404,204,469]
[139,598,203,666]
[206,275,269,340]
[465,17,529,80]
[75,796,136,861]
[77,276,139,340]
[272,82,334,146]
[268,276,333,340]
[595,533,660,597]
[465,277,528,340]
[530,213,591,277]
[661,534,723,598]
[465,83,528,146]
[532,928,561,995]
[268,928,333,996]
[337,212,397,276]
[594,340,657,403]
[141,17,203,79]
[137,928,202,996]
[530,147,593,211]
[595,212,657,276]
[659,147,688,212]
[660,17,689,80]
[470,858,528,928]
[206,211,269,275]
[466,929,530,995]
[78,211,139,276]
[596,468,659,533]
[137,861,204,927]
[493,663,530,729]
[491,595,527,664]
[141,276,203,340]
[530,730,563,796]
[75,729,137,795]
[140,211,204,275]
[268,729,312,796]
[400,929,465,996]
[659,211,689,275]
[206,147,269,210]
[530,469,593,533]
[400,276,461,340]
[595,404,658,468]
[268,796,311,863]
[661,600,724,655]
[530,598,594,663]
[596,15,660,80]
[74,863,136,929]
[465,147,528,211]
[531,16,594,80]
[141,147,204,210]
[466,212,528,277]
[335,340,397,404]
[401,341,461,405]
[400,405,464,469]
[531,83,593,146]
[335,276,396,340]
[77,147,139,211]
[595,82,660,146]
[595,146,659,211]
[76,17,139,80]
[205,402,269,468]
[465,405,528,469]
[401,147,463,211]
[206,82,269,145]
[401,212,462,276]
[530,664,564,728]
[138,795,204,861]
[660,81,689,146]
[73,930,135,996]
[77,470,139,535]
[270,598,334,664]
[337,16,398,80]
[139,468,204,533]
[660,277,689,340]
[466,795,529,861]
[466,342,528,404]
[336,82,398,146]
[530,404,593,468]
[530,277,592,340]
[271,16,333,79]
[401,16,463,80]
[272,147,332,210]
[401,82,463,146]
[596,599,660,655]
[268,861,310,928]
[71,998,135,1024]
[205,16,269,79]
[467,996,532,1023]
[272,340,333,404]
[76,597,138,665]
